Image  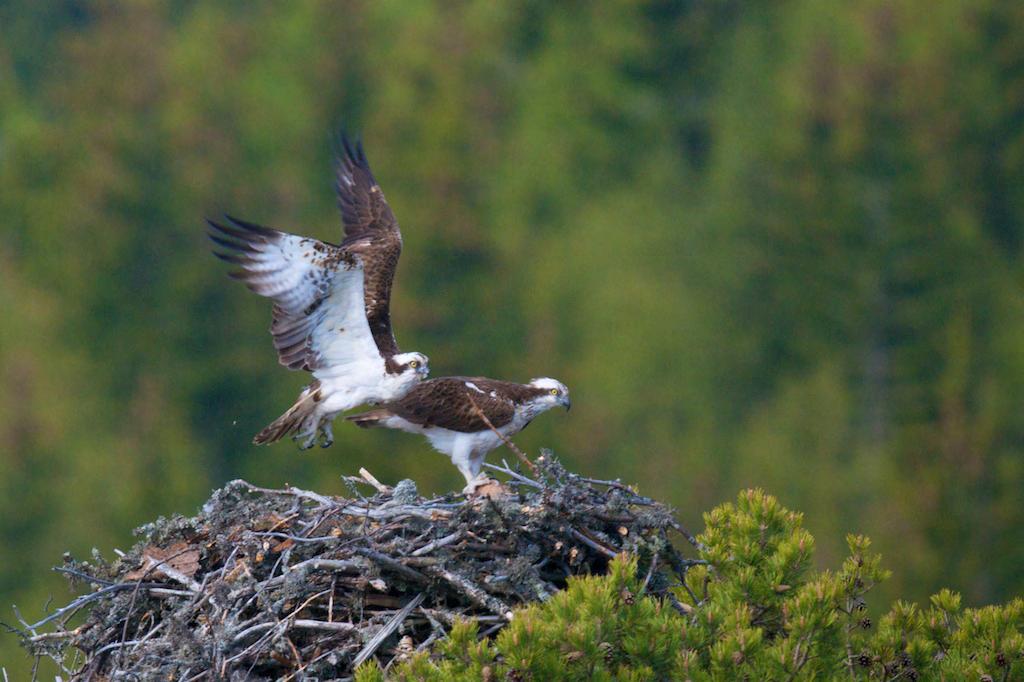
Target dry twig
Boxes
[18,457,697,680]
[465,394,538,475]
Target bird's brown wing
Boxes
[387,377,521,432]
[335,134,403,358]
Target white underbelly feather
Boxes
[385,416,433,437]
[423,428,503,457]
[384,416,523,458]
[312,363,391,416]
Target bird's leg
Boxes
[318,419,334,448]
[293,415,319,450]
[451,442,483,495]
[455,447,495,496]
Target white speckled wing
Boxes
[308,263,384,380]
[209,216,381,375]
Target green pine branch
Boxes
[365,490,1023,681]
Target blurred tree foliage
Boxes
[1,0,1023,675]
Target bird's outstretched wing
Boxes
[208,216,381,374]
[387,377,520,432]
[335,134,403,358]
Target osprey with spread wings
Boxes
[209,137,429,449]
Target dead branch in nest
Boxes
[14,455,698,680]
[466,393,538,476]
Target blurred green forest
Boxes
[2,0,1023,675]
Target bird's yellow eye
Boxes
[409,360,419,368]
[550,388,559,396]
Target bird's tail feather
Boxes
[346,409,391,429]
[253,385,320,445]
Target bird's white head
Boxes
[528,377,571,412]
[388,351,430,392]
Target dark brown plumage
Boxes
[349,377,548,433]
[335,134,404,359]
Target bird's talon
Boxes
[463,477,508,499]
[462,475,495,497]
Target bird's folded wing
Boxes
[208,215,380,373]
[389,377,518,432]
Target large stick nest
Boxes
[16,455,699,680]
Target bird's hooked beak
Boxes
[562,396,571,411]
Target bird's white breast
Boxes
[380,417,517,458]
[308,262,416,411]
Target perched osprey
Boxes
[347,376,571,493]
[208,136,429,449]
